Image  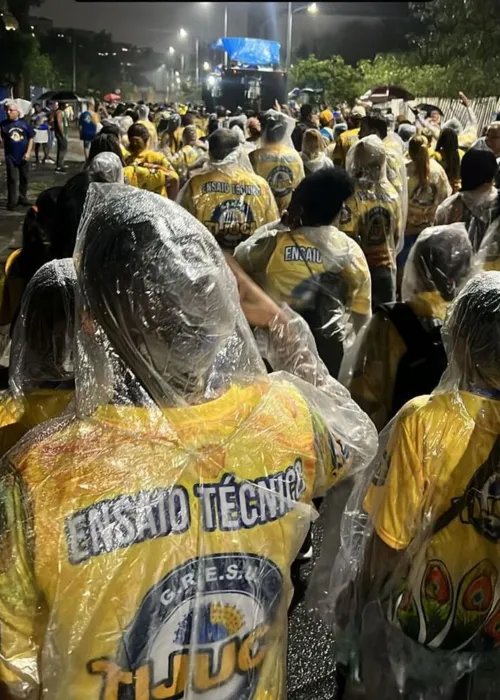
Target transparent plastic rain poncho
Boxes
[343,135,404,261]
[9,258,76,427]
[235,221,372,379]
[309,271,500,700]
[435,186,500,253]
[0,260,76,456]
[343,222,472,431]
[87,151,124,184]
[178,143,280,251]
[474,217,500,272]
[249,110,305,214]
[0,184,377,699]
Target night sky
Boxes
[39,1,414,61]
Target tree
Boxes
[410,0,500,64]
[290,55,361,105]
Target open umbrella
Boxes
[361,85,415,104]
[415,103,444,117]
[39,90,83,102]
[104,93,121,103]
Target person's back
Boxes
[0,185,376,699]
[235,169,371,379]
[340,136,402,307]
[406,139,452,236]
[351,272,500,699]
[434,147,500,251]
[349,223,473,431]
[0,259,76,454]
[181,129,279,251]
[250,110,304,213]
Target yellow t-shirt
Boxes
[249,145,305,214]
[339,181,402,269]
[137,119,158,150]
[364,390,500,652]
[406,159,452,236]
[181,168,279,251]
[0,380,350,699]
[261,228,370,316]
[124,149,178,197]
[334,128,359,167]
[0,388,73,457]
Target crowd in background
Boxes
[0,88,499,699]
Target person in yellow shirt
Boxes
[180,128,279,252]
[0,258,75,456]
[357,111,409,233]
[397,135,452,282]
[342,271,500,699]
[0,184,377,700]
[125,123,179,199]
[235,168,371,378]
[168,124,208,185]
[332,105,365,167]
[349,223,472,431]
[136,103,158,150]
[432,127,465,193]
[339,135,402,309]
[250,110,305,214]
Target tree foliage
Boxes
[290,55,361,104]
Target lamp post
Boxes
[285,2,319,75]
[200,2,228,67]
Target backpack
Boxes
[379,302,447,418]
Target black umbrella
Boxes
[368,85,415,102]
[39,90,84,102]
[415,102,444,117]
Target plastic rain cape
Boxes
[343,223,473,430]
[346,134,408,246]
[308,271,500,699]
[9,258,76,425]
[344,135,404,260]
[0,184,377,700]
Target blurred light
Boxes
[179,27,188,39]
[203,61,210,71]
[176,77,181,84]
[175,70,179,76]
[31,32,35,37]
[168,46,175,55]
[200,2,210,5]
[112,52,117,56]
[30,25,34,29]
[207,75,216,87]
[308,3,318,13]
[122,47,128,52]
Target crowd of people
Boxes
[0,89,499,699]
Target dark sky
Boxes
[39,1,413,57]
[40,1,250,51]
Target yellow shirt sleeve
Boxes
[364,414,424,550]
[0,470,42,694]
[345,241,371,316]
[263,183,280,225]
[181,182,196,217]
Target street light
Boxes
[179,27,188,39]
[203,61,211,71]
[168,46,175,55]
[286,3,319,77]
